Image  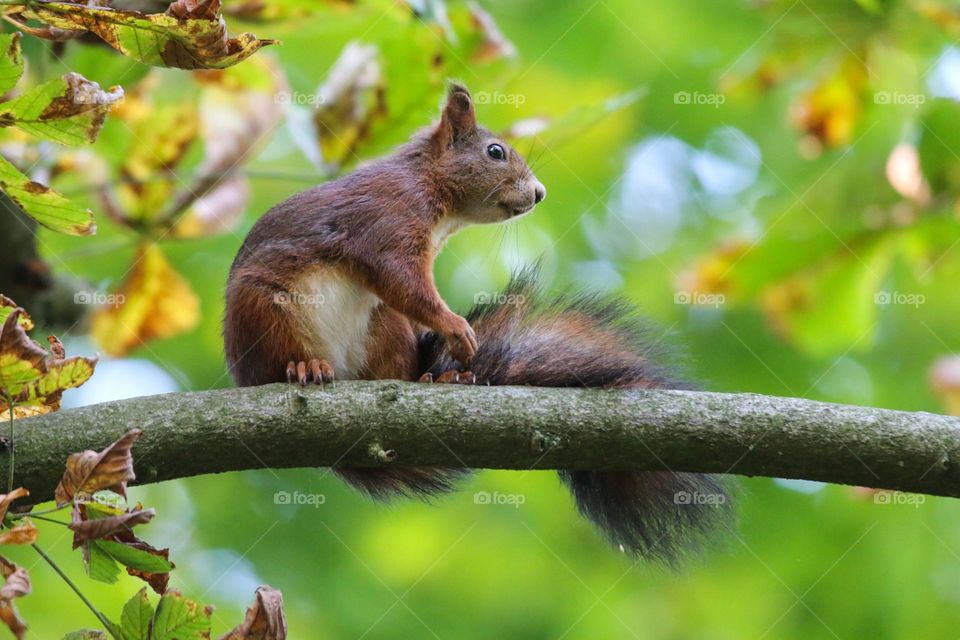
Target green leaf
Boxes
[0,72,123,146]
[151,591,213,640]
[0,296,31,331]
[0,31,114,235]
[0,33,23,95]
[95,540,175,574]
[16,0,278,70]
[120,588,153,640]
[23,357,96,406]
[918,98,960,193]
[0,308,97,414]
[0,154,96,235]
[85,540,121,584]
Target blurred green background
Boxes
[5,0,960,637]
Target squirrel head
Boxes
[426,84,545,224]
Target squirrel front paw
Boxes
[286,359,335,386]
[442,315,477,365]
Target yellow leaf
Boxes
[91,244,200,356]
[0,302,97,417]
[115,105,201,226]
[790,56,867,150]
[10,0,277,70]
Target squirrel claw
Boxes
[419,370,476,385]
[286,359,335,386]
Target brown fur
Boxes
[225,84,543,386]
[418,267,732,562]
[223,84,544,497]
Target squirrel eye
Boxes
[487,143,506,161]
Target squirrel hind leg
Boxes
[225,274,322,387]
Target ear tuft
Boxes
[447,82,471,102]
[433,82,476,147]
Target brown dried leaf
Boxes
[0,556,29,640]
[0,304,97,418]
[0,522,37,546]
[12,0,277,70]
[219,586,287,640]
[0,489,28,525]
[70,504,156,548]
[55,429,142,506]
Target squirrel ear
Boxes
[433,83,476,147]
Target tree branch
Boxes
[8,381,960,504]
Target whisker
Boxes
[482,177,510,204]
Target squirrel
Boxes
[224,84,730,561]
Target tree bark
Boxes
[8,381,960,504]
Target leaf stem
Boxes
[31,543,119,639]
[27,513,68,526]
[10,503,68,518]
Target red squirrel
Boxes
[225,85,729,561]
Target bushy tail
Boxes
[418,266,732,562]
[334,467,470,501]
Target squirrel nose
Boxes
[533,182,546,204]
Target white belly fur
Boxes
[288,267,379,379]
